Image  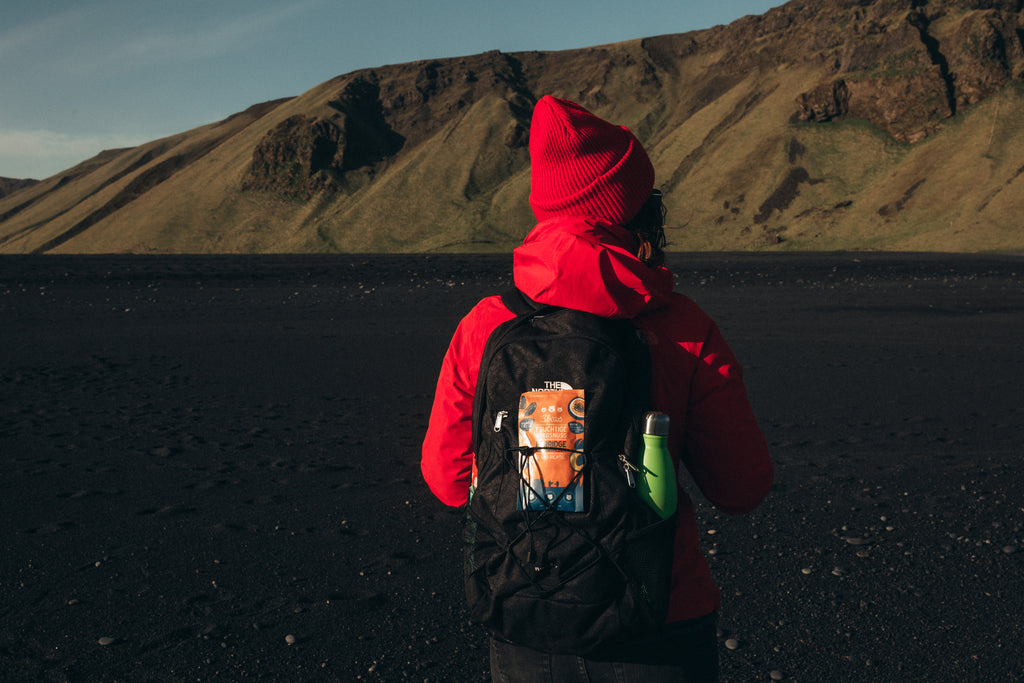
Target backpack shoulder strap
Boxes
[500,287,558,318]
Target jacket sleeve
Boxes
[421,297,514,507]
[682,320,774,514]
[644,297,773,515]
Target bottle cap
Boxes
[643,411,670,436]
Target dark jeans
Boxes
[489,612,719,683]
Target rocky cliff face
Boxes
[2,0,1022,253]
[790,0,1024,141]
[240,52,536,202]
[241,78,408,199]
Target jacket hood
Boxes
[512,216,675,318]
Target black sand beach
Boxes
[2,253,1022,682]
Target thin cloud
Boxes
[0,6,95,60]
[101,2,322,71]
[0,128,149,179]
[1,1,323,78]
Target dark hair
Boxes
[625,189,667,267]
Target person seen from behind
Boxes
[422,95,774,682]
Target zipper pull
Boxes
[493,410,509,432]
[618,453,638,488]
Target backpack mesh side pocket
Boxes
[622,515,677,624]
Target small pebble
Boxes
[725,638,740,650]
[832,567,849,577]
[1003,545,1018,554]
[97,637,115,646]
[800,567,813,575]
[770,670,785,681]
[285,634,296,645]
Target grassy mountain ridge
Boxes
[1,0,1022,253]
[0,177,39,199]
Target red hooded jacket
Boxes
[421,215,773,622]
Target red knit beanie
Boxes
[528,95,654,225]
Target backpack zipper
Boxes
[493,410,509,432]
[618,453,638,488]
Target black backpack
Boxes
[465,288,677,655]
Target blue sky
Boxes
[0,0,785,179]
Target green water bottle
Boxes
[637,411,677,519]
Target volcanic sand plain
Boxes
[2,253,1022,681]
